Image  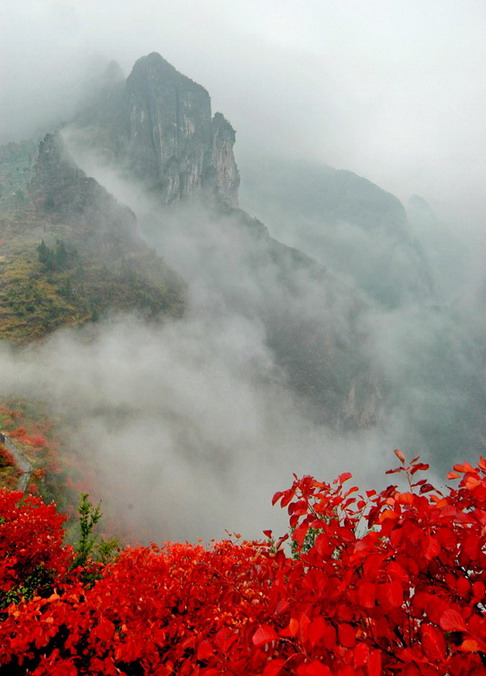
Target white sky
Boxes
[2,0,486,225]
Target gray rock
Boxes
[74,53,239,206]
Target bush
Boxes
[0,455,484,674]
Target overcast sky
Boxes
[2,0,486,226]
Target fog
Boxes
[1,2,485,541]
[0,311,400,542]
[3,0,486,226]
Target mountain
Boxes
[67,53,384,429]
[75,52,239,206]
[0,132,184,342]
[239,158,434,308]
[0,51,484,522]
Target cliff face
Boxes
[211,112,240,205]
[75,53,240,206]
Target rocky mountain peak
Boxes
[73,53,240,206]
[129,52,201,89]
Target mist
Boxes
[3,1,486,227]
[0,309,403,542]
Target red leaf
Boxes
[307,616,327,646]
[253,624,278,647]
[439,609,467,633]
[93,618,115,643]
[263,659,286,676]
[394,449,406,463]
[353,642,370,668]
[463,532,480,560]
[287,617,299,637]
[367,650,382,676]
[321,623,337,650]
[275,598,290,615]
[390,580,404,607]
[358,582,376,608]
[280,490,296,508]
[453,462,474,473]
[379,580,403,608]
[457,638,480,652]
[378,509,399,523]
[196,640,213,660]
[297,661,332,676]
[293,523,309,548]
[464,475,480,490]
[338,623,356,647]
[314,533,332,557]
[423,535,440,561]
[338,472,352,484]
[396,491,415,505]
[421,623,446,661]
[410,462,429,474]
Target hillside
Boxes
[239,157,434,309]
[0,134,185,344]
[67,52,384,430]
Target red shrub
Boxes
[0,489,72,597]
[24,434,48,449]
[0,445,15,468]
[0,456,484,674]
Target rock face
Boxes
[75,53,239,206]
[211,112,240,205]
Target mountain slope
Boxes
[0,133,185,343]
[239,157,434,308]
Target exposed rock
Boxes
[74,53,239,206]
[211,112,240,206]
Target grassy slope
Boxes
[0,204,184,343]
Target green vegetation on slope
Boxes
[0,135,185,344]
[0,210,183,343]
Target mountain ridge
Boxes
[1,50,483,516]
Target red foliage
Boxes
[0,445,15,468]
[0,456,484,674]
[10,427,27,439]
[0,489,72,597]
[24,434,48,449]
